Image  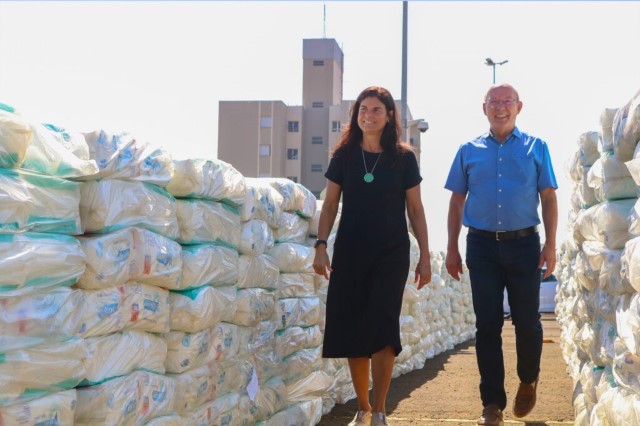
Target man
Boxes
[444,84,558,426]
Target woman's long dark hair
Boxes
[331,86,411,162]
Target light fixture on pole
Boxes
[484,57,508,84]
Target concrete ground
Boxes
[317,313,575,425]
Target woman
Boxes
[313,86,431,426]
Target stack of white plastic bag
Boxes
[556,88,640,425]
[74,234,174,419]
[162,158,251,423]
[396,242,475,378]
[77,129,179,240]
[0,102,98,423]
[259,178,330,424]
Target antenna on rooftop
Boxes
[323,3,326,38]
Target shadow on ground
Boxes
[317,341,475,425]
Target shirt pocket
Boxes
[511,150,536,183]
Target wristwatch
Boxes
[313,239,327,248]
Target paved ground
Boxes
[318,313,575,425]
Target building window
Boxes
[311,136,323,145]
[312,102,323,108]
[287,176,298,183]
[288,121,299,132]
[259,145,271,157]
[258,172,270,178]
[260,117,272,128]
[287,148,298,160]
[311,164,323,172]
[313,60,324,66]
[331,121,341,132]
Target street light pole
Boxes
[401,1,408,142]
[484,57,508,84]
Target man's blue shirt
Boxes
[445,127,558,232]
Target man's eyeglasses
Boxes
[486,99,518,108]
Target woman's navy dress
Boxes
[322,147,422,358]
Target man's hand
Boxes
[539,243,556,279]
[446,249,463,281]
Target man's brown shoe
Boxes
[477,404,503,426]
[513,376,539,418]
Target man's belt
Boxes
[468,226,538,242]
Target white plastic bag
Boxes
[83,330,167,384]
[181,244,239,289]
[22,122,98,178]
[264,178,317,218]
[239,219,275,255]
[0,103,32,168]
[166,158,246,207]
[274,212,310,243]
[80,130,174,185]
[80,180,179,239]
[240,178,284,227]
[0,287,83,352]
[612,89,640,162]
[0,232,85,298]
[0,168,82,234]
[599,107,618,153]
[175,198,241,247]
[0,389,76,424]
[233,288,277,327]
[78,227,182,290]
[76,371,177,426]
[267,242,314,273]
[237,253,279,290]
[0,338,86,406]
[169,285,237,333]
[587,154,639,201]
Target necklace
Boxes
[361,148,382,183]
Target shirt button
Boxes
[499,189,502,192]
[499,205,502,208]
[499,158,503,161]
[498,221,502,224]
[499,174,502,177]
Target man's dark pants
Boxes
[466,231,543,410]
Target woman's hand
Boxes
[313,247,332,280]
[415,254,432,290]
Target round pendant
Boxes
[364,173,374,183]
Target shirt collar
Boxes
[486,126,521,144]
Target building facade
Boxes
[218,38,424,197]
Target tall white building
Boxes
[218,38,425,197]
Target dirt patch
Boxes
[318,313,574,425]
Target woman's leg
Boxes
[371,345,395,413]
[349,357,372,412]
